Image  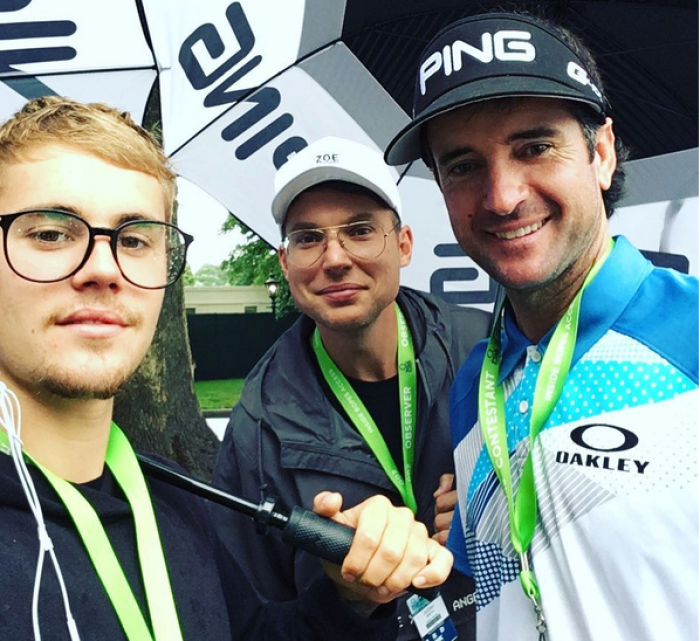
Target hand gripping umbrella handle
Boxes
[138,456,438,600]
[282,505,438,601]
[282,505,355,565]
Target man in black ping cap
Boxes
[386,11,699,641]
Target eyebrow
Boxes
[506,126,559,143]
[24,205,159,226]
[287,212,377,233]
[117,213,159,225]
[435,125,560,167]
[20,204,83,217]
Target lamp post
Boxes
[265,275,280,317]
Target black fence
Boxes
[187,312,299,381]
[187,244,692,382]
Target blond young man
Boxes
[0,97,451,641]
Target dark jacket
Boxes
[0,452,397,640]
[212,287,490,640]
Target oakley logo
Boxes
[570,423,638,452]
[556,423,649,475]
[420,31,535,95]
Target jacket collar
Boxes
[239,287,448,428]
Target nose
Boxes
[71,237,122,289]
[321,230,353,269]
[482,160,528,216]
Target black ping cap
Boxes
[385,13,608,166]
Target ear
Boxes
[594,117,617,192]
[278,245,289,280]
[397,224,414,268]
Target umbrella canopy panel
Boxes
[342,0,699,160]
[0,0,696,297]
[0,0,156,123]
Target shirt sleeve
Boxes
[218,534,398,641]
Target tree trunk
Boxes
[112,82,219,481]
[113,278,219,480]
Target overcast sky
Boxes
[176,178,246,273]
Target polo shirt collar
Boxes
[497,236,650,384]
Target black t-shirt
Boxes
[310,342,405,472]
[340,374,403,469]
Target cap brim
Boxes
[385,75,606,166]
[272,166,398,227]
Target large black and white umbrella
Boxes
[1,0,697,305]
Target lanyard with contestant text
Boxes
[478,238,614,639]
[8,423,184,641]
[312,303,418,514]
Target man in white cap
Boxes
[213,136,490,640]
[385,10,699,641]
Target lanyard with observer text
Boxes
[11,423,184,641]
[478,238,613,635]
[312,303,418,513]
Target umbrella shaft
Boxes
[137,454,289,527]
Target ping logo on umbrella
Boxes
[0,0,76,96]
[179,2,307,168]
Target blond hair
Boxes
[0,96,177,217]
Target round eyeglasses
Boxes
[283,219,401,268]
[0,209,194,290]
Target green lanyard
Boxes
[312,303,418,513]
[478,239,613,610]
[0,423,183,641]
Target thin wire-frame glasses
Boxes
[0,209,194,290]
[283,219,401,268]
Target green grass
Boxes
[194,379,245,411]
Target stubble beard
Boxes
[35,362,134,400]
[32,341,142,401]
[315,294,390,336]
[36,300,147,400]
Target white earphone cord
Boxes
[0,382,81,641]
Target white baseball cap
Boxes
[271,136,402,228]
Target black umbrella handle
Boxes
[282,506,438,601]
[139,456,439,600]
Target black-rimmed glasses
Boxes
[0,209,194,289]
[283,220,401,268]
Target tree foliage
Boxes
[220,216,297,318]
[194,263,228,287]
[181,263,195,287]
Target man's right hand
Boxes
[313,492,453,608]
